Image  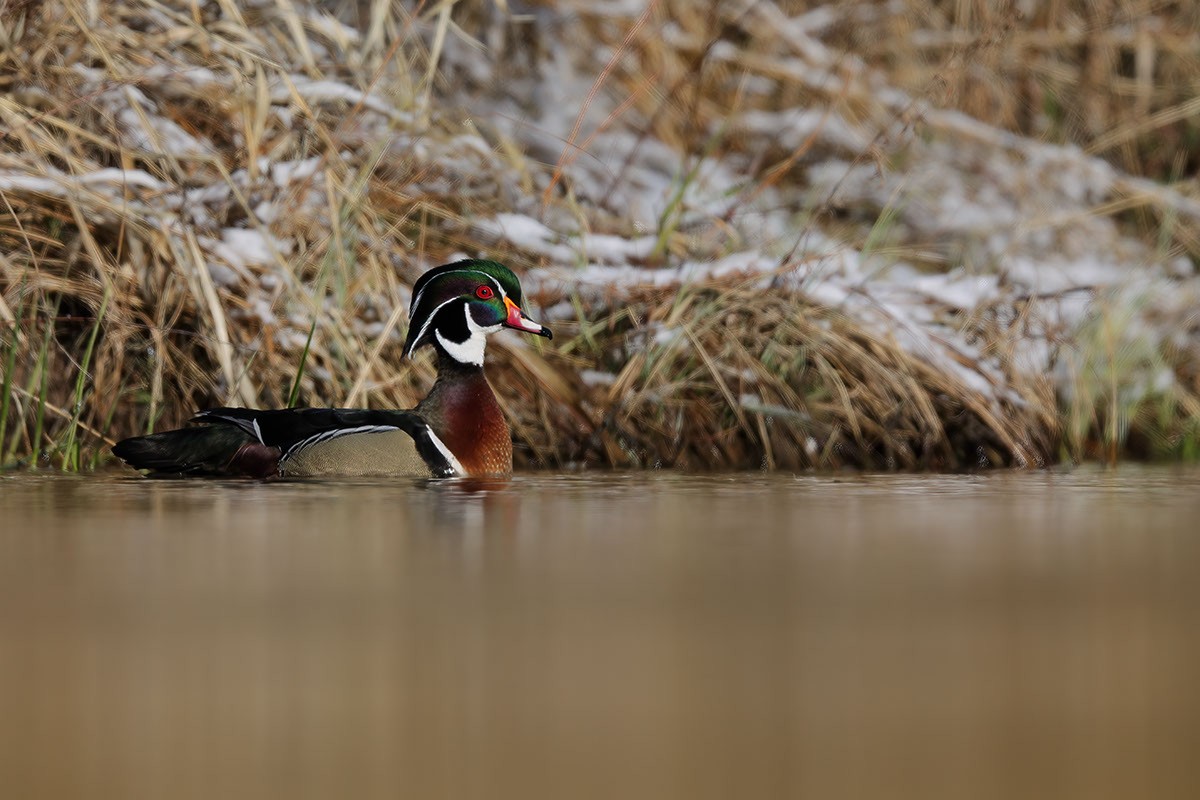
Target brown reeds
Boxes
[0,0,1198,471]
[522,283,1055,470]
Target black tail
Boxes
[112,425,271,476]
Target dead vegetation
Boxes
[519,284,1056,470]
[0,0,1198,471]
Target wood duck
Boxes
[112,260,552,478]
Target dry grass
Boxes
[841,0,1200,180]
[0,0,1197,471]
[0,0,469,466]
[528,283,1055,470]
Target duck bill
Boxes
[503,296,553,339]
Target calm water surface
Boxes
[1,468,1198,799]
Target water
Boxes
[1,468,1198,799]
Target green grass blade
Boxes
[0,293,27,464]
[287,320,317,409]
[61,288,110,471]
[27,306,56,468]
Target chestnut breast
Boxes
[418,367,513,477]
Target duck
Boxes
[112,259,552,478]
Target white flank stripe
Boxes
[426,428,466,476]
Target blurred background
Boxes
[1,0,1199,471]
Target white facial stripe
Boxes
[434,305,501,366]
[411,269,507,313]
[435,329,482,365]
[407,270,512,358]
[406,295,463,356]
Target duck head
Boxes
[402,259,552,366]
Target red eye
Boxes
[475,285,494,300]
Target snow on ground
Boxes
[431,2,1199,409]
[5,0,1196,418]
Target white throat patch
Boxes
[435,305,501,366]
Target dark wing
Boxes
[111,423,266,476]
[193,407,460,478]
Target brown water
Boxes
[1,468,1198,799]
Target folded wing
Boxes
[113,408,461,478]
